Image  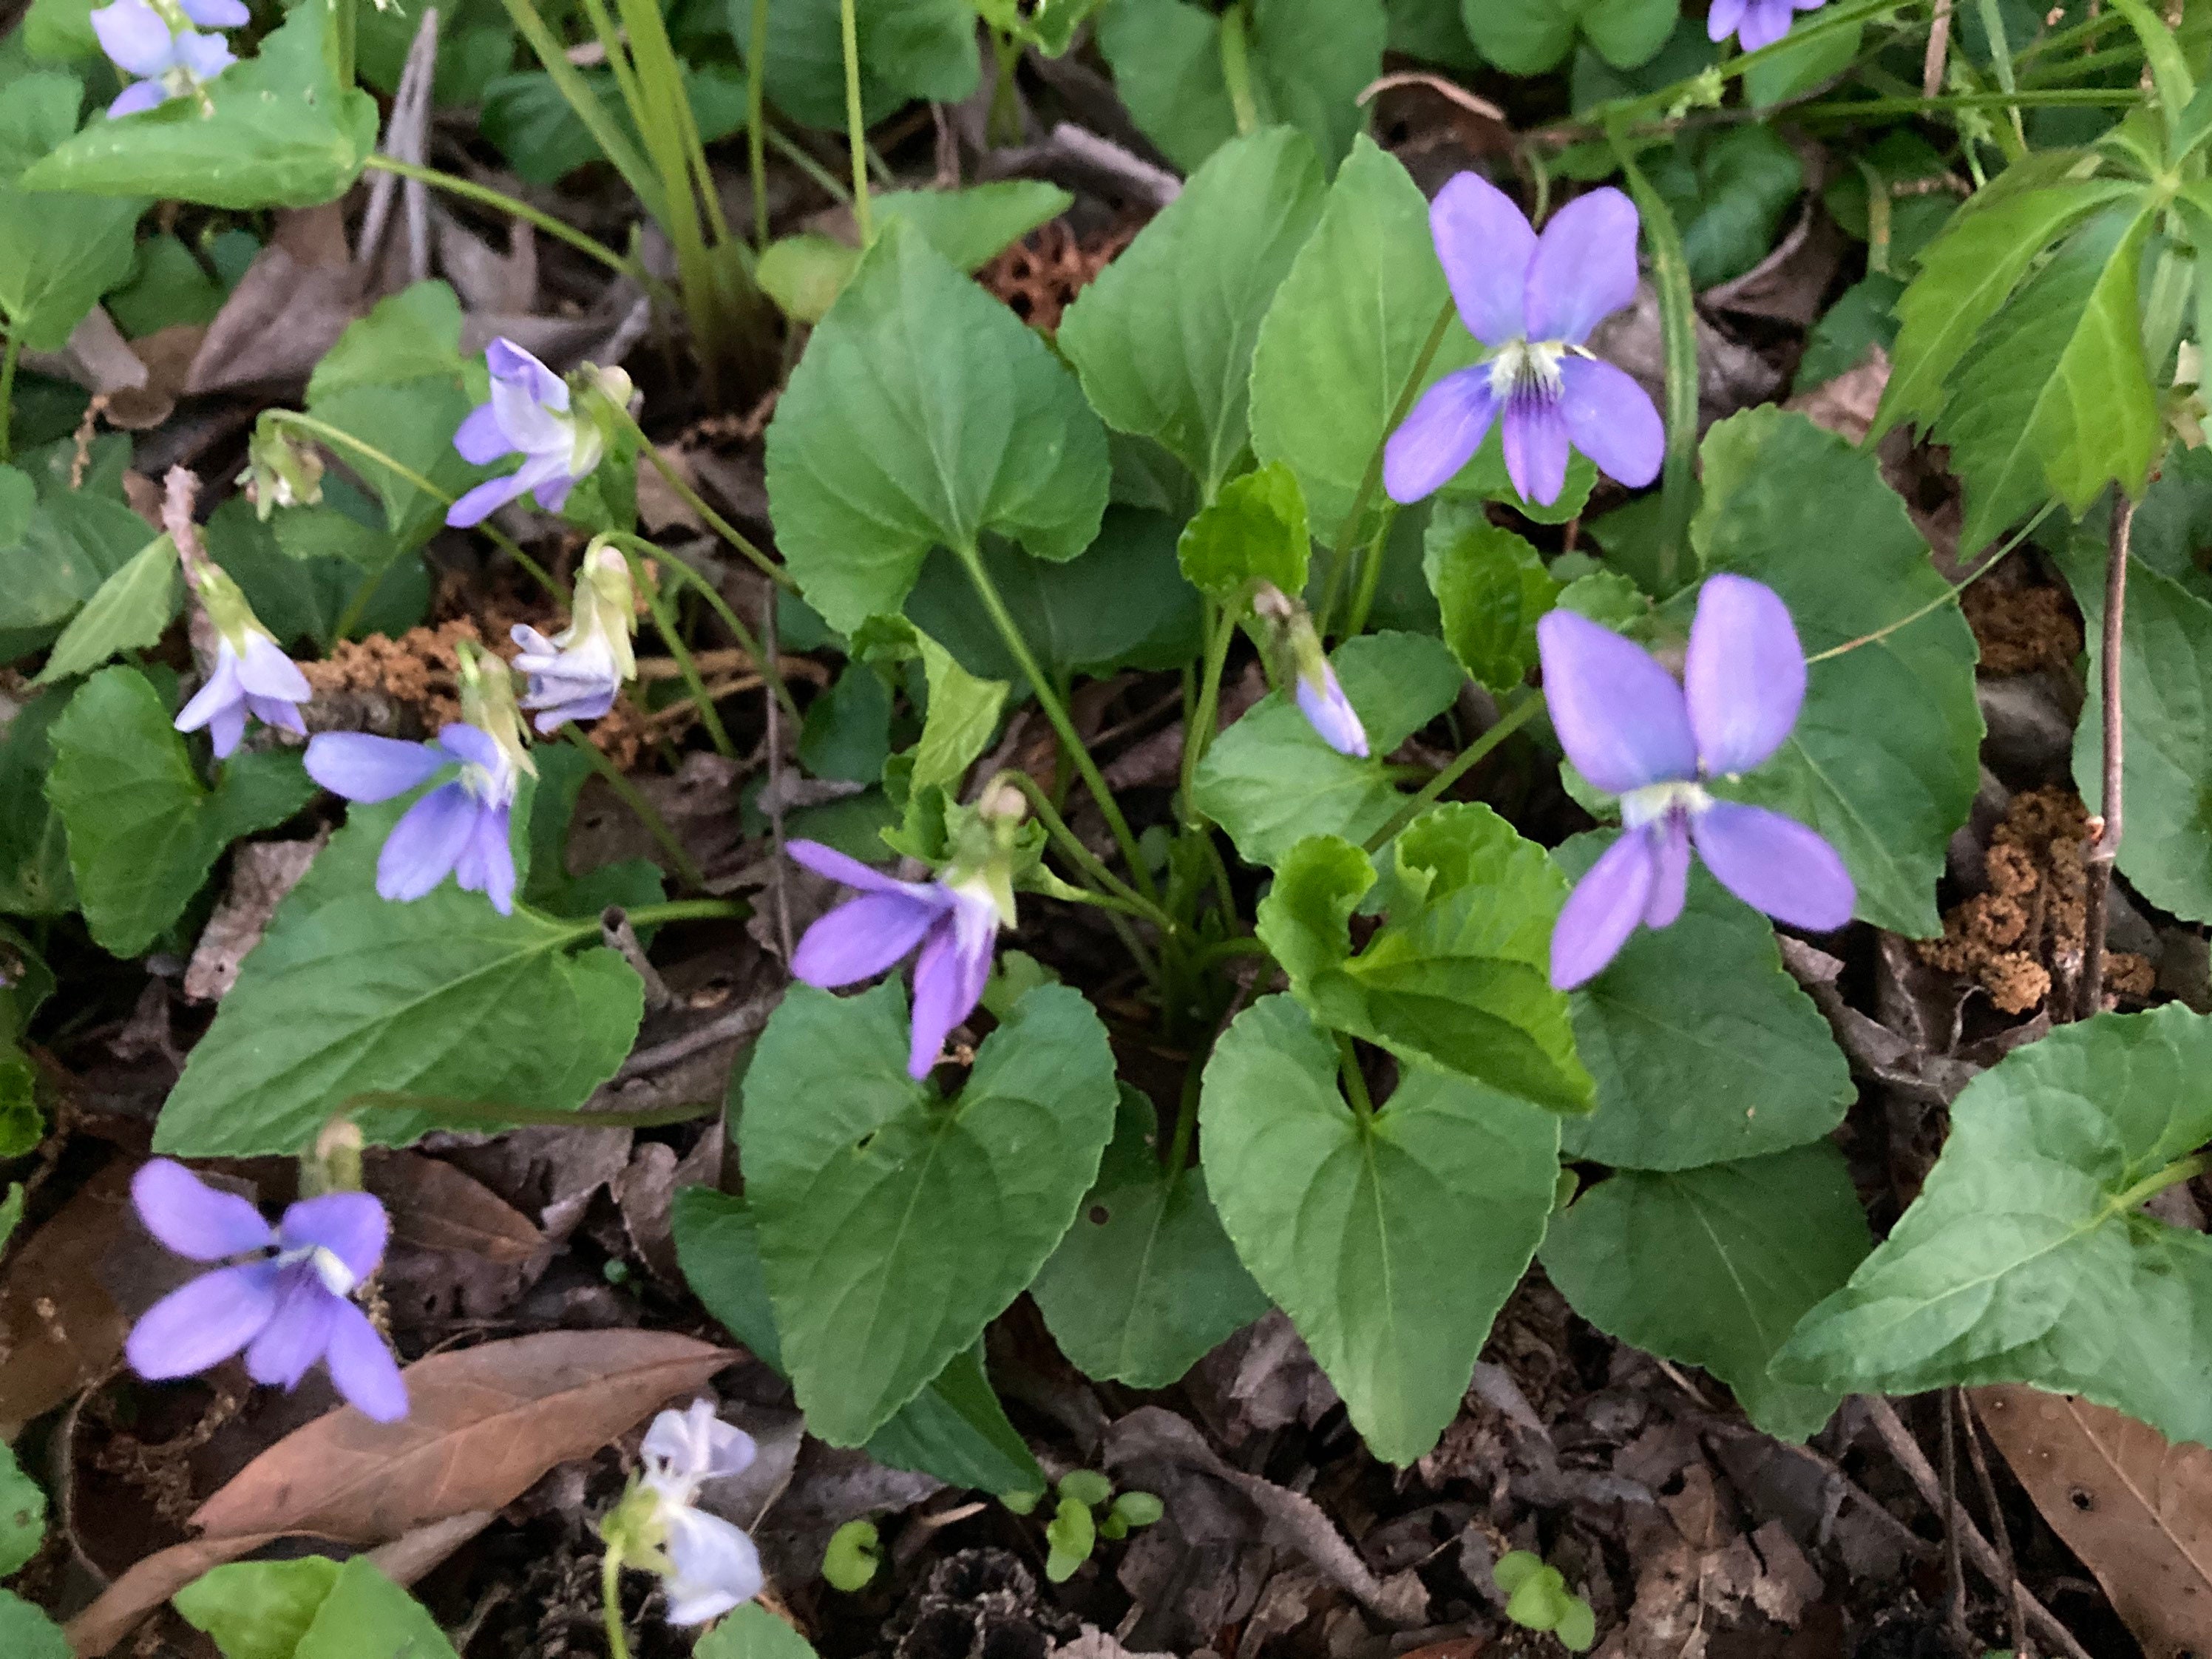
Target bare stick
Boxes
[601,906,674,1011]
[1924,0,1954,98]
[2078,491,2134,1021]
[1863,1396,2094,1659]
[1959,1389,2032,1659]
[1941,1390,1972,1651]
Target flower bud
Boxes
[455,637,537,783]
[238,416,325,519]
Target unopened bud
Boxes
[238,417,325,520]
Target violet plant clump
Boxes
[1385,175,1663,509]
[89,0,244,117]
[1539,574,1854,988]
[124,1160,408,1422]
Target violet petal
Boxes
[306,732,445,802]
[126,1263,280,1380]
[1708,0,1750,38]
[279,1190,388,1281]
[792,890,946,988]
[1690,801,1855,931]
[1295,667,1369,758]
[454,403,513,466]
[132,1159,274,1260]
[1430,172,1534,348]
[174,648,242,739]
[207,699,248,759]
[106,80,169,116]
[1501,394,1570,507]
[1524,187,1641,346]
[1550,828,1656,990]
[323,1300,410,1421]
[244,1272,337,1388]
[1556,356,1663,489]
[376,782,478,902]
[785,838,928,898]
[91,0,176,78]
[237,633,311,702]
[661,1507,764,1624]
[452,802,517,915]
[445,470,534,529]
[1685,574,1806,776]
[1536,610,1698,795]
[906,897,996,1079]
[173,28,232,78]
[1643,812,1692,928]
[1383,367,1499,504]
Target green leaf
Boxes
[105,232,228,337]
[0,1442,45,1577]
[2065,543,2212,923]
[1555,832,1852,1170]
[1096,0,1385,176]
[1044,1493,1096,1581]
[1493,1550,1543,1595]
[0,688,75,915]
[747,0,980,131]
[1176,462,1311,602]
[912,634,1008,797]
[739,981,1117,1444]
[1646,124,1805,290]
[1387,0,1482,66]
[1256,804,1592,1113]
[1873,176,2138,441]
[0,481,151,644]
[0,1057,40,1159]
[798,662,893,785]
[44,667,315,957]
[764,217,1110,634]
[0,1184,21,1254]
[1424,506,1558,694]
[155,804,643,1156]
[1542,1144,1870,1442]
[0,74,142,353]
[1774,1004,2212,1448]
[34,532,178,684]
[176,1556,460,1659]
[21,0,381,208]
[903,510,1204,691]
[1691,407,1982,937]
[821,1519,881,1592]
[1031,1087,1271,1388]
[696,1605,822,1659]
[877,182,1074,271]
[1466,0,1677,73]
[1192,631,1462,868]
[1202,994,1559,1463]
[1937,200,2161,552]
[1249,135,1479,545]
[1059,127,1329,498]
[0,1590,69,1659]
[306,280,470,401]
[672,1186,1045,1491]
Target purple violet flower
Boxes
[125,1159,408,1422]
[1709,0,1826,51]
[1538,574,1853,989]
[511,543,637,733]
[448,339,605,528]
[1296,663,1368,759]
[786,838,1006,1079]
[1385,175,1664,509]
[304,723,520,914]
[91,0,241,118]
[634,1400,764,1624]
[174,631,312,759]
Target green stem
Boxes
[626,552,739,759]
[997,770,1175,931]
[748,0,771,247]
[957,543,1157,901]
[1343,507,1397,642]
[1791,86,2146,119]
[362,156,657,292]
[988,27,1022,147]
[765,124,853,204]
[1319,297,1456,637]
[1363,694,1544,853]
[1336,1034,1376,1119]
[603,530,798,719]
[614,404,798,592]
[2109,1153,2212,1216]
[1805,505,2054,662]
[1607,126,1697,594]
[1179,603,1240,818]
[839,0,872,243]
[1219,1,1260,136]
[602,1548,632,1659]
[1974,0,2028,158]
[0,330,20,465]
[1165,1054,1204,1174]
[562,724,713,891]
[496,0,665,220]
[342,1090,720,1130]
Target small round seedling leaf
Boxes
[1058,1469,1113,1508]
[822,1520,881,1592]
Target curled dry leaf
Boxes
[1975,1385,2212,1659]
[0,1162,144,1438]
[66,1330,730,1654]
[364,1150,542,1266]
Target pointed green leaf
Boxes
[696,1605,822,1659]
[1031,1088,1271,1388]
[35,532,179,684]
[1201,994,1559,1463]
[0,72,142,351]
[45,667,316,957]
[176,1556,460,1659]
[1466,0,1678,74]
[1543,1144,1870,1442]
[912,634,1008,797]
[1692,407,1982,937]
[1175,463,1311,601]
[740,981,1117,1443]
[1059,127,1328,498]
[1774,1004,2212,1447]
[765,218,1110,634]
[875,182,1075,271]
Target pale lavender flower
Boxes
[1296,664,1368,759]
[125,1160,408,1422]
[304,723,520,914]
[1538,574,1853,989]
[447,340,605,528]
[635,1400,764,1624]
[511,543,636,733]
[92,0,240,118]
[175,632,311,758]
[1385,176,1663,509]
[787,839,1005,1079]
[1709,0,1826,50]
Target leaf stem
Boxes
[364,158,650,279]
[1219,1,1260,136]
[342,1090,719,1130]
[747,0,771,247]
[994,770,1175,931]
[1343,506,1397,641]
[2078,490,2133,1021]
[957,543,1158,903]
[562,723,713,892]
[0,329,20,465]
[1973,0,2028,157]
[1805,505,2054,662]
[602,1547,633,1659]
[2108,1150,2210,1215]
[624,551,737,759]
[1336,1034,1376,1119]
[612,404,798,592]
[602,529,799,719]
[839,0,872,243]
[1607,126,1697,594]
[1166,1053,1204,1174]
[1363,693,1544,854]
[1180,603,1240,818]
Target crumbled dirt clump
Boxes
[300,619,486,733]
[977,220,1139,330]
[1918,787,2151,1012]
[1961,580,2082,674]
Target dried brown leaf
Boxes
[0,1162,138,1437]
[364,1150,542,1266]
[1975,1385,2212,1659]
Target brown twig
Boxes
[1960,1389,2032,1659]
[2077,492,2133,1020]
[1924,0,1955,98]
[1862,1396,2094,1659]
[1941,1390,1972,1652]
[600,906,674,1012]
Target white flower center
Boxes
[275,1243,360,1297]
[1485,338,1567,406]
[460,753,520,810]
[1620,778,1711,830]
